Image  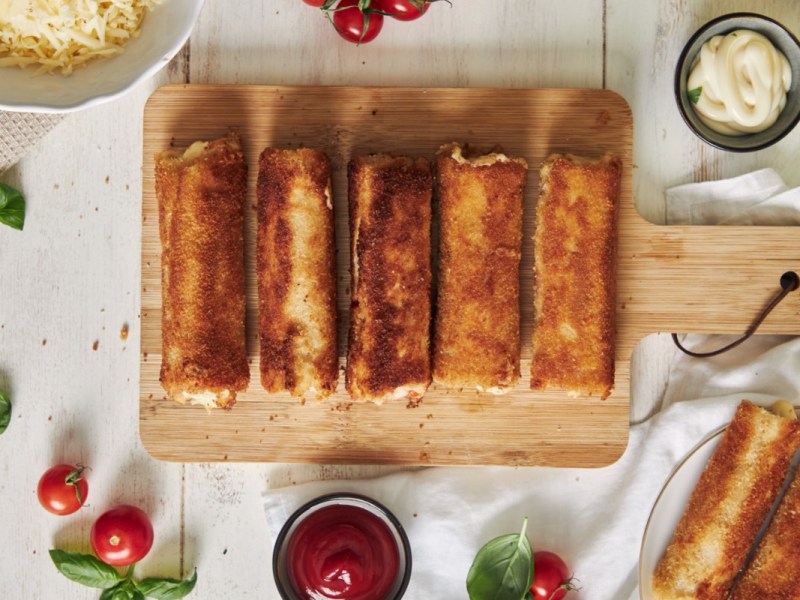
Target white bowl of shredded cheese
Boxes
[0,0,205,113]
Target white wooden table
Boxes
[1,1,799,598]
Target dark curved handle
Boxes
[672,271,800,358]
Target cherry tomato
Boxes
[531,551,576,600]
[303,0,326,6]
[37,464,89,515]
[378,0,431,21]
[332,0,384,44]
[90,505,154,566]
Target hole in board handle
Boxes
[672,271,799,358]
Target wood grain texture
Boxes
[139,84,632,467]
[140,84,800,467]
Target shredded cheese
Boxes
[0,0,161,76]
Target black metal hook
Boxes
[671,271,800,358]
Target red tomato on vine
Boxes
[302,0,445,44]
[37,464,89,515]
[530,551,578,600]
[331,0,384,44]
[90,505,154,566]
[379,0,431,21]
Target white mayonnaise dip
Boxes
[687,29,792,135]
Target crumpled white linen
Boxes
[263,169,800,600]
[665,167,800,226]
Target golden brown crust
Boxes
[345,153,432,403]
[731,455,800,599]
[156,132,250,409]
[432,143,527,392]
[530,152,621,399]
[653,401,800,599]
[256,147,338,399]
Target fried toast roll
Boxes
[652,401,800,600]
[346,154,432,403]
[530,153,621,399]
[156,133,249,409]
[433,143,527,393]
[256,148,338,399]
[730,404,800,600]
[731,472,800,599]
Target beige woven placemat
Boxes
[0,111,64,173]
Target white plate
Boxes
[638,425,726,599]
[0,0,205,113]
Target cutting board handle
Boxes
[617,202,800,356]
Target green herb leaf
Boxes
[466,518,534,600]
[49,549,122,589]
[0,182,25,230]
[688,86,702,104]
[100,580,145,600]
[0,390,10,434]
[138,569,198,599]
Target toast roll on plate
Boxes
[433,143,527,393]
[156,133,249,409]
[256,148,338,399]
[730,404,800,599]
[652,401,800,600]
[530,153,621,399]
[346,153,433,403]
[731,471,800,599]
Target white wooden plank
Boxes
[190,0,604,87]
[0,53,189,600]
[607,0,800,225]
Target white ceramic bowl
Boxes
[0,0,205,113]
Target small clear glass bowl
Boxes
[273,493,412,600]
[674,12,800,152]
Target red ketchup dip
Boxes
[274,494,411,600]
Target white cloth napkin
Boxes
[263,170,800,600]
[665,167,800,226]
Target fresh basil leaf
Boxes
[49,549,121,589]
[0,182,25,230]
[100,581,145,600]
[138,569,197,599]
[99,586,118,600]
[0,390,10,434]
[466,518,534,600]
[688,86,702,104]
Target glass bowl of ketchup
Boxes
[273,493,412,600]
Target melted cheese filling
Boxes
[181,389,230,409]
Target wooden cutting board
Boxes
[140,84,800,467]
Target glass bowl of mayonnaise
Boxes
[675,13,800,151]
